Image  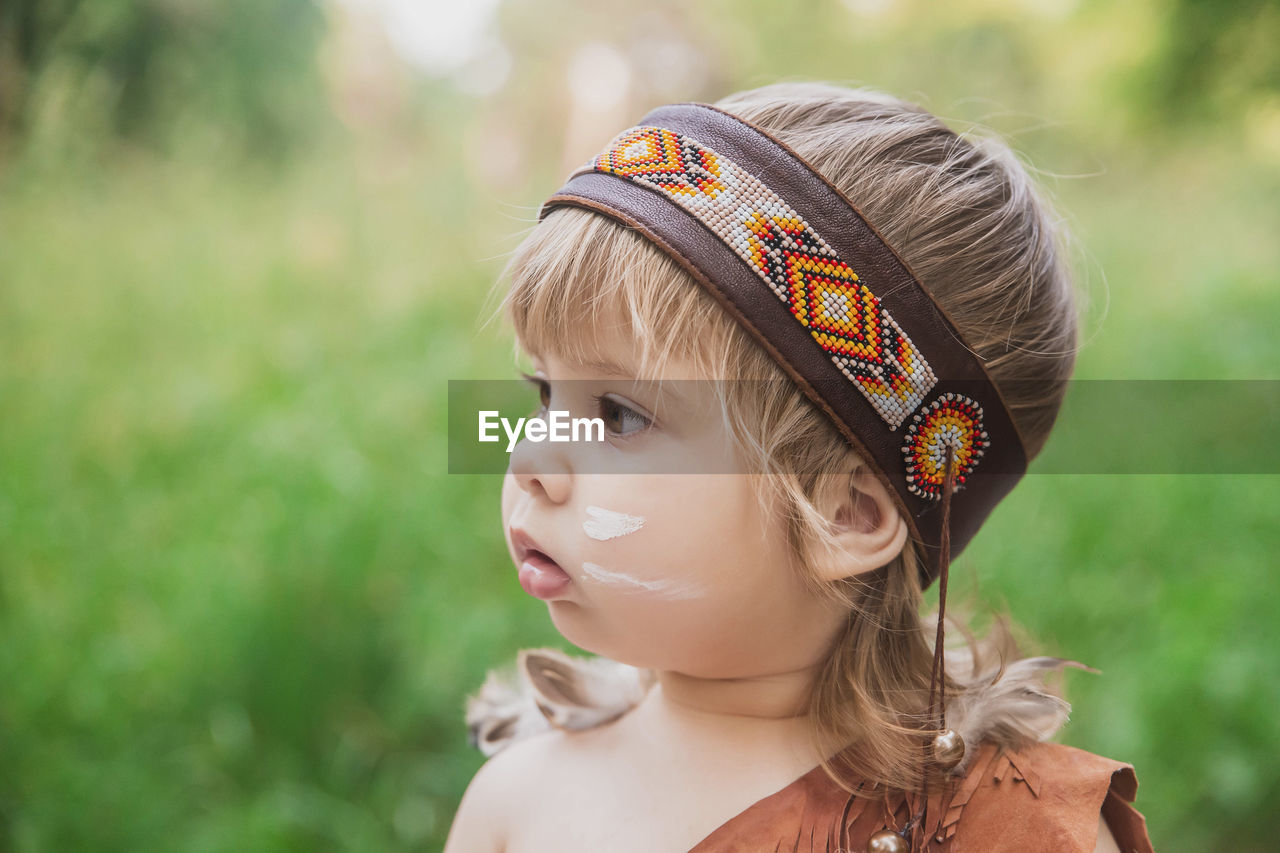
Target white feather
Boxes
[464,647,654,757]
[941,652,1095,776]
[465,645,1093,769]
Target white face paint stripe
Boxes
[580,562,704,600]
[583,505,645,541]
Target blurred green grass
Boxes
[2,2,1279,851]
[4,134,1277,853]
[0,151,534,849]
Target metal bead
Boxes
[932,728,966,771]
[866,829,909,853]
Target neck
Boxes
[623,665,826,772]
[652,665,817,721]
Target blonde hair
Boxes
[488,81,1081,793]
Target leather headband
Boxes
[537,102,1028,585]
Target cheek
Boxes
[576,497,703,599]
[579,492,749,601]
[500,473,517,520]
[578,556,711,604]
[581,502,647,542]
[667,479,790,594]
[572,476,787,609]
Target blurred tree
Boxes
[0,0,330,161]
[1130,0,1279,126]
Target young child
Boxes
[444,81,1155,853]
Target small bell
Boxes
[866,828,909,853]
[931,728,966,772]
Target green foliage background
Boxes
[1,0,1278,850]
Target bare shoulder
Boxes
[443,730,564,853]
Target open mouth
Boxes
[509,527,573,600]
[517,549,572,599]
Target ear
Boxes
[812,464,909,582]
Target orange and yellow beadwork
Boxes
[901,393,990,501]
[575,124,992,500]
[578,126,938,431]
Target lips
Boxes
[509,527,572,600]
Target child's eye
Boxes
[520,371,552,415]
[518,371,653,440]
[591,393,653,439]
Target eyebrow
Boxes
[526,351,691,412]
[528,349,633,377]
[579,356,634,377]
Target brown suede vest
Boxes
[686,740,1154,852]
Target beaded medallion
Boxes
[901,393,990,501]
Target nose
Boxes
[508,429,572,504]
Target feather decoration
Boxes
[464,646,1095,767]
[464,647,654,757]
[941,653,1097,776]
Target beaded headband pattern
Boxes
[537,102,1029,585]
[592,125,939,431]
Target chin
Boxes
[546,600,596,647]
[547,606,632,662]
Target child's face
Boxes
[500,331,848,681]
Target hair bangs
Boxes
[496,206,743,381]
